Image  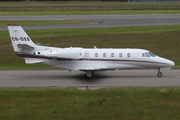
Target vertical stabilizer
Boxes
[7,24,38,52]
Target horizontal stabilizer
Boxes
[17,44,34,49]
[25,58,45,64]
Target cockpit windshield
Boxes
[142,52,156,57]
[145,53,150,57]
[148,52,156,57]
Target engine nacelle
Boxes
[34,49,82,59]
[57,49,82,59]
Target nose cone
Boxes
[169,60,175,67]
[159,57,175,67]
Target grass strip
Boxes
[0,25,179,69]
[0,20,93,27]
[1,1,180,11]
[0,10,180,16]
[0,87,180,120]
[1,2,180,16]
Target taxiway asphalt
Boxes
[1,14,180,30]
[0,69,179,88]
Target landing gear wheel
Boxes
[157,68,162,77]
[157,72,162,77]
[85,74,91,79]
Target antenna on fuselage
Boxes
[94,46,97,49]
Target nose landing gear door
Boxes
[84,51,90,61]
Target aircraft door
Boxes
[84,51,90,60]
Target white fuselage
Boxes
[20,47,174,71]
[8,24,175,78]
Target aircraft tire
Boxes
[157,72,162,77]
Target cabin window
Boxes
[111,53,114,57]
[95,53,98,57]
[145,53,150,57]
[127,53,130,57]
[142,53,145,57]
[119,53,122,57]
[24,38,27,41]
[38,52,40,54]
[103,53,106,57]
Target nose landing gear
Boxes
[157,68,162,77]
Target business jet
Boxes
[8,24,175,79]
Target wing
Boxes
[79,66,110,71]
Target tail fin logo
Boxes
[12,37,30,41]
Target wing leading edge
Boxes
[79,66,110,71]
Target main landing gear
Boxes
[157,68,162,77]
[85,71,94,79]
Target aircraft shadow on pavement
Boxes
[60,73,158,81]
